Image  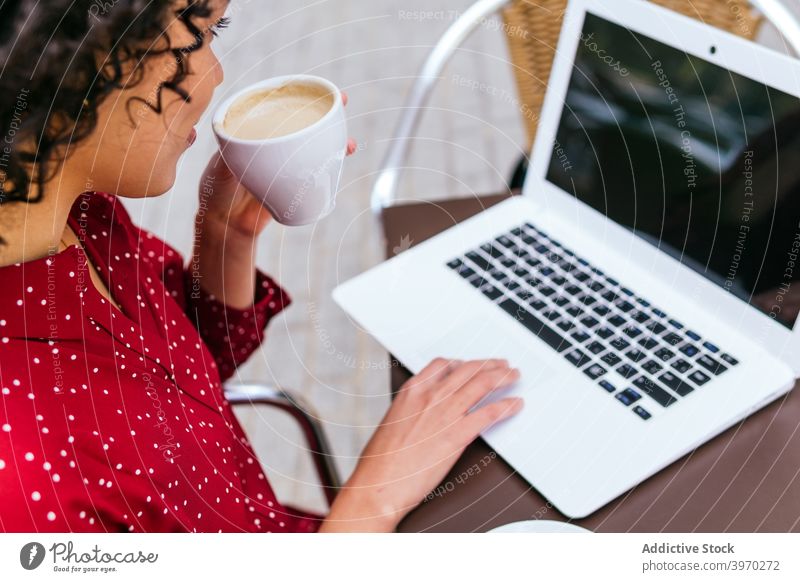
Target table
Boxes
[381,193,800,532]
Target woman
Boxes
[0,0,523,532]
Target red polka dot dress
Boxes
[0,192,321,532]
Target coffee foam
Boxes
[223,82,334,140]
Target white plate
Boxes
[488,520,592,533]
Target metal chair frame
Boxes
[370,0,800,226]
[225,383,342,507]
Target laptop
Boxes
[333,0,800,518]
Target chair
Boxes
[224,382,342,507]
[370,0,800,223]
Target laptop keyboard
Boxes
[446,222,739,421]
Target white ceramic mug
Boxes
[212,74,348,226]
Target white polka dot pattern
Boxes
[0,193,320,533]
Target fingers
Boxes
[402,357,460,392]
[439,359,510,392]
[457,398,524,445]
[453,366,520,413]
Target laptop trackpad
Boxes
[412,325,552,380]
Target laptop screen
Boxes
[545,12,800,329]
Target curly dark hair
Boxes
[0,0,224,209]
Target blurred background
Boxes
[122,0,800,514]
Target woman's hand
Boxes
[191,92,357,308]
[199,91,357,240]
[319,358,524,532]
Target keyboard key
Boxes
[608,315,626,327]
[574,272,591,282]
[615,388,642,406]
[565,285,582,296]
[668,319,684,329]
[679,344,699,357]
[662,333,683,346]
[553,296,571,307]
[539,287,556,297]
[525,257,542,268]
[626,349,647,363]
[580,316,600,329]
[557,320,576,332]
[671,359,692,374]
[620,287,634,296]
[601,353,622,367]
[697,355,727,375]
[602,290,619,302]
[654,348,675,362]
[529,299,547,311]
[584,363,607,380]
[565,349,592,367]
[688,370,711,386]
[633,406,652,420]
[571,330,591,343]
[617,364,638,379]
[588,281,605,292]
[481,286,504,300]
[540,267,555,277]
[638,338,659,350]
[703,341,720,353]
[651,308,667,318]
[459,267,476,280]
[500,258,516,268]
[635,297,649,307]
[599,380,616,393]
[593,305,611,317]
[596,327,615,340]
[642,360,663,375]
[515,290,534,302]
[720,353,739,366]
[622,326,643,339]
[617,300,635,313]
[498,299,572,353]
[610,336,630,350]
[496,235,515,248]
[587,341,606,355]
[466,251,492,272]
[541,310,560,321]
[646,321,667,334]
[631,311,650,324]
[578,295,597,306]
[659,372,694,396]
[566,305,584,317]
[632,376,677,407]
[447,258,464,270]
[685,330,701,341]
[551,276,567,286]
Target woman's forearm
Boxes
[191,215,258,309]
[318,486,400,533]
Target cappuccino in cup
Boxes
[222,82,335,140]
[212,75,348,226]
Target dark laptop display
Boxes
[546,12,800,329]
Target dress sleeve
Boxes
[126,219,291,383]
[182,269,291,382]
